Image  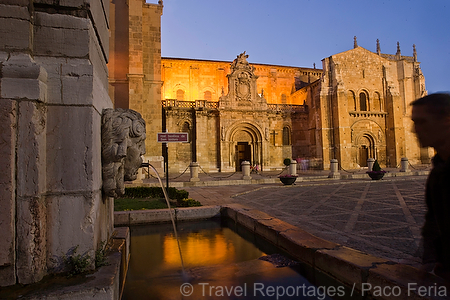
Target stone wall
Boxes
[109,0,163,162]
[0,0,113,286]
[317,46,427,169]
[161,58,321,104]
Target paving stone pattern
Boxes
[185,176,428,268]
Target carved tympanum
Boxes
[101,108,146,197]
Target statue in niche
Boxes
[221,126,226,141]
[101,108,146,197]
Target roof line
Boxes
[161,56,323,71]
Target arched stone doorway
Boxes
[357,134,375,167]
[234,131,252,171]
[228,123,262,171]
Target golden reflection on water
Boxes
[123,221,335,300]
[128,224,265,278]
[163,232,234,267]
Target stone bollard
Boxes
[241,161,252,180]
[328,159,340,178]
[189,162,200,182]
[289,160,298,176]
[400,157,409,172]
[136,168,145,182]
[367,158,375,171]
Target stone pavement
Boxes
[182,175,430,269]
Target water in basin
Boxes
[120,218,351,300]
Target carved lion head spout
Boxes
[101,108,146,197]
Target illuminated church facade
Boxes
[108,0,429,173]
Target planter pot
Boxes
[367,172,385,180]
[279,177,297,185]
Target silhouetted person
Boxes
[411,92,450,281]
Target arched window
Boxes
[373,92,382,111]
[181,121,190,142]
[348,90,356,111]
[282,127,291,145]
[176,89,185,101]
[204,91,212,101]
[359,92,368,111]
[281,94,287,104]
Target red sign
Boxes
[157,132,189,143]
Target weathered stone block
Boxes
[47,194,97,272]
[129,209,172,224]
[17,101,47,197]
[88,0,109,61]
[0,185,15,266]
[92,65,113,112]
[0,3,30,19]
[254,218,298,246]
[0,265,15,287]
[220,205,238,221]
[0,100,16,284]
[61,62,94,105]
[0,14,31,50]
[93,194,114,249]
[33,12,90,58]
[46,106,98,193]
[315,246,389,287]
[0,0,29,5]
[16,196,47,284]
[1,53,47,101]
[33,56,63,104]
[114,212,130,226]
[1,78,46,100]
[175,206,221,221]
[278,229,339,266]
[57,0,85,6]
[235,207,273,232]
[221,204,252,222]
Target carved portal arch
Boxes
[355,132,376,167]
[226,122,263,171]
[351,119,385,167]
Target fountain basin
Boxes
[115,204,446,299]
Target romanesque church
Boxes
[108,0,429,173]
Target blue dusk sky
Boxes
[156,0,449,94]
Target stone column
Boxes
[367,158,375,171]
[400,157,409,172]
[241,161,251,180]
[289,160,298,176]
[190,162,200,182]
[328,159,340,178]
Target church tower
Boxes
[318,38,427,169]
[109,0,164,161]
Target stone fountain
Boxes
[0,1,140,298]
